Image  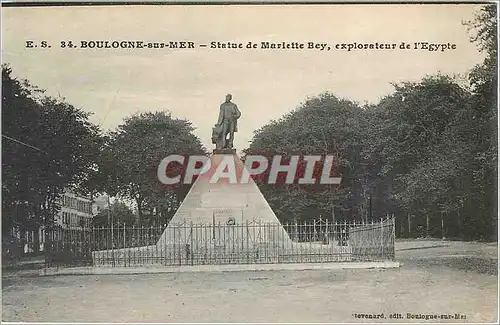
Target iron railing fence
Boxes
[44,218,395,268]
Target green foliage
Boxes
[244,93,367,223]
[465,5,497,58]
[2,65,104,234]
[2,65,206,231]
[93,201,136,227]
[2,5,496,242]
[106,111,206,224]
[464,5,497,240]
[244,6,497,241]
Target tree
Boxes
[463,4,498,240]
[370,74,479,238]
[107,111,206,225]
[93,201,135,227]
[2,65,42,233]
[2,65,104,247]
[244,93,366,223]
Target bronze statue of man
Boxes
[213,94,241,149]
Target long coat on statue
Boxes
[217,101,241,132]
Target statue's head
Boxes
[225,94,232,102]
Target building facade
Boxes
[12,190,97,254]
[56,191,95,230]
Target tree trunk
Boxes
[441,213,445,239]
[407,213,411,238]
[400,216,404,238]
[458,208,463,240]
[33,228,40,254]
[426,214,430,238]
[135,197,144,224]
[20,228,26,255]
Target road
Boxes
[2,240,497,322]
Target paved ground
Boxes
[2,240,498,323]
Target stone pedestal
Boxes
[156,152,291,249]
[213,148,236,155]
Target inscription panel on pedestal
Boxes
[213,208,241,225]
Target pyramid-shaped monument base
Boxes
[156,152,292,249]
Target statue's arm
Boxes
[217,105,224,125]
[234,104,241,119]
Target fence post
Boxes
[303,220,307,261]
[91,226,95,266]
[344,220,347,248]
[246,220,249,263]
[381,217,384,259]
[212,211,216,240]
[123,223,126,266]
[190,221,193,266]
[313,219,316,242]
[392,214,396,259]
[173,223,176,265]
[325,219,329,245]
[111,223,115,267]
[294,220,298,242]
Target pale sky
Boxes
[2,4,485,151]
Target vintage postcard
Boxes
[1,2,498,323]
